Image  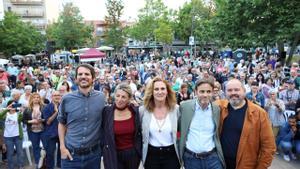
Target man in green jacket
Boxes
[179,78,225,169]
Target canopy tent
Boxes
[76,47,90,54]
[96,46,114,51]
[233,49,248,62]
[80,48,105,62]
[25,54,36,60]
[11,54,24,59]
[0,59,9,65]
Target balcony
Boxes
[10,0,44,6]
[15,10,44,17]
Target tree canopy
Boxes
[126,0,173,46]
[211,0,300,64]
[0,12,45,57]
[103,0,125,50]
[46,2,93,50]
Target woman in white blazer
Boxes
[139,77,180,169]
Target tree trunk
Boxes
[286,32,300,66]
[277,41,285,65]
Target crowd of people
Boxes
[0,52,299,169]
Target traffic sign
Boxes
[189,36,194,46]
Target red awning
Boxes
[80,48,105,62]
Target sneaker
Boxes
[290,153,297,160]
[283,154,290,162]
[38,149,46,168]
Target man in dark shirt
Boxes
[42,90,62,169]
[220,101,247,168]
[216,79,275,169]
[58,64,105,169]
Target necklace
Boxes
[155,117,166,132]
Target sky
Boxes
[48,0,189,21]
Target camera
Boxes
[12,103,22,111]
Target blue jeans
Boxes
[294,140,300,155]
[183,150,223,169]
[4,136,24,169]
[279,141,293,155]
[61,150,101,169]
[28,131,46,165]
[44,136,61,169]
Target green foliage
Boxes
[126,0,173,46]
[212,0,300,49]
[154,20,173,44]
[0,12,45,57]
[104,0,125,50]
[46,3,93,50]
[173,0,214,45]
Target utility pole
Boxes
[189,3,195,59]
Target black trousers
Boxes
[144,144,180,169]
[117,148,140,169]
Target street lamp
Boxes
[190,2,195,58]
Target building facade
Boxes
[84,20,134,47]
[3,0,47,33]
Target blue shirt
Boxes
[42,102,59,138]
[186,102,215,153]
[246,91,265,108]
[6,66,19,76]
[57,89,105,149]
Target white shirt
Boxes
[19,93,30,107]
[4,112,19,137]
[186,102,215,153]
[149,114,173,147]
[39,88,53,102]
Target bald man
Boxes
[215,79,275,169]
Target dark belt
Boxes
[185,147,216,158]
[148,144,175,152]
[68,144,100,156]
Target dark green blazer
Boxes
[178,99,225,167]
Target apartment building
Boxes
[3,0,47,33]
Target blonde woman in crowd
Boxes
[139,77,180,169]
[23,93,46,168]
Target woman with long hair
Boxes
[256,73,265,88]
[139,77,180,169]
[23,92,45,168]
[102,83,142,169]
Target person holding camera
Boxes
[265,89,286,137]
[0,101,24,169]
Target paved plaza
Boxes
[0,154,298,169]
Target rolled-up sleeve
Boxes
[57,98,66,124]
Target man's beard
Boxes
[228,94,244,107]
